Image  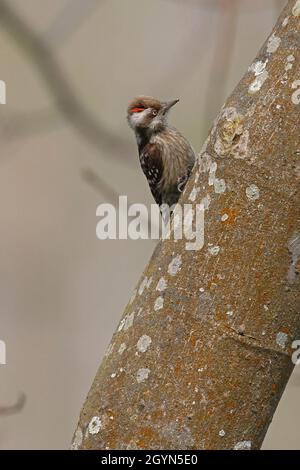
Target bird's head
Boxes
[127,96,179,134]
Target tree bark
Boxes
[73,0,300,450]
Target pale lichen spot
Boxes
[198,152,212,173]
[118,342,127,355]
[119,311,135,332]
[137,307,143,317]
[88,416,102,435]
[234,440,252,450]
[249,60,268,76]
[267,33,281,54]
[138,277,149,295]
[284,54,295,72]
[137,334,152,353]
[168,255,182,276]
[292,0,300,17]
[249,70,268,94]
[104,342,114,357]
[118,318,126,332]
[136,367,150,383]
[291,80,300,105]
[276,331,288,349]
[208,245,220,257]
[282,17,289,27]
[154,296,164,311]
[156,277,167,292]
[285,55,295,72]
[124,311,135,330]
[221,213,229,222]
[71,427,83,450]
[214,178,226,194]
[246,184,260,201]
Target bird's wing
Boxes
[140,143,164,206]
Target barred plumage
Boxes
[127,96,196,208]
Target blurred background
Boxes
[0,0,298,450]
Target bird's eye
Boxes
[151,110,158,116]
[131,107,145,113]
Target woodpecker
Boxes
[127,96,196,209]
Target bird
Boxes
[127,96,196,211]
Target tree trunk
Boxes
[73,0,300,450]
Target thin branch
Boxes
[81,167,121,206]
[0,107,60,140]
[0,0,133,206]
[0,393,26,417]
[0,0,133,166]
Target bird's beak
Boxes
[162,99,179,114]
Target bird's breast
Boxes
[151,129,195,191]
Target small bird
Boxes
[127,96,196,210]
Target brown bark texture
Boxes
[73,0,300,450]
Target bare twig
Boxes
[0,0,133,166]
[0,393,26,417]
[0,107,60,140]
[81,167,121,206]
